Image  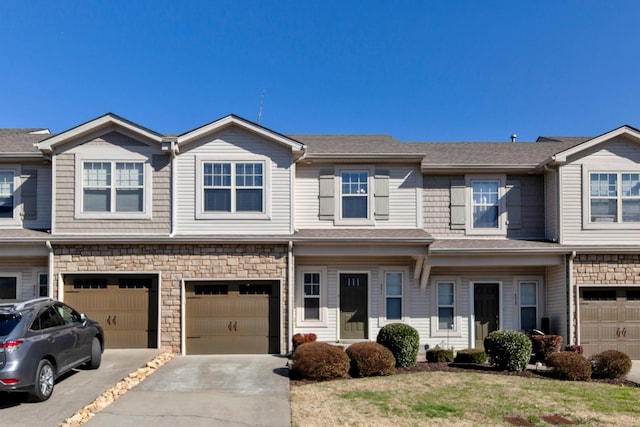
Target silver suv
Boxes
[0,298,104,401]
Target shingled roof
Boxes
[0,129,52,153]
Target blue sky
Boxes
[1,1,639,142]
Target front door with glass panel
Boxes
[340,273,368,339]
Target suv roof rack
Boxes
[0,297,54,311]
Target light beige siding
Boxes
[53,131,170,234]
[23,163,52,230]
[175,128,293,234]
[295,164,420,228]
[545,263,567,340]
[560,137,640,244]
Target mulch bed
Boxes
[290,361,640,387]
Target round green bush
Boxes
[345,342,396,377]
[546,351,592,381]
[426,348,454,363]
[483,330,532,372]
[376,323,420,368]
[290,342,350,380]
[453,348,487,364]
[590,350,632,379]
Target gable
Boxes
[548,125,640,165]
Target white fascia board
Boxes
[177,115,305,152]
[36,114,164,152]
[551,126,640,164]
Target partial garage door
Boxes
[64,275,159,349]
[185,281,280,354]
[580,287,640,359]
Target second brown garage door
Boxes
[185,280,280,354]
[579,287,640,359]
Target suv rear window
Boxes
[0,313,21,336]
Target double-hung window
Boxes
[0,171,15,219]
[437,282,455,331]
[82,161,145,213]
[589,172,640,223]
[303,272,321,321]
[384,272,403,320]
[519,281,538,330]
[341,171,369,219]
[202,161,264,213]
[472,180,499,228]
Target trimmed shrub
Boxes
[426,348,454,363]
[483,330,532,372]
[292,333,317,352]
[590,350,632,379]
[345,342,396,377]
[530,335,563,362]
[376,323,420,368]
[546,352,591,381]
[564,344,584,355]
[454,348,487,364]
[290,342,349,380]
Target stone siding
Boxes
[53,244,289,353]
[574,254,640,285]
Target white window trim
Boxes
[465,174,506,236]
[0,272,22,299]
[582,165,640,229]
[195,156,271,220]
[430,276,462,338]
[335,165,375,225]
[378,267,409,326]
[36,271,49,298]
[516,276,543,332]
[0,166,22,227]
[296,267,328,327]
[74,155,152,219]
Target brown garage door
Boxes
[185,281,280,354]
[64,275,158,349]
[580,287,640,359]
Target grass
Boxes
[290,371,640,426]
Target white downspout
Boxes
[287,241,294,354]
[169,140,178,237]
[568,250,577,345]
[46,240,54,298]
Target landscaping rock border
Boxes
[57,352,175,427]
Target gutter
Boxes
[568,250,577,346]
[287,241,294,354]
[168,139,179,237]
[46,240,54,298]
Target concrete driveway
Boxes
[84,354,291,427]
[0,349,162,427]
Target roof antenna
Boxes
[511,134,517,143]
[257,90,265,124]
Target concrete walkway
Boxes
[84,354,291,427]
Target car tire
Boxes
[88,337,102,369]
[29,359,55,402]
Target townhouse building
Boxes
[0,114,638,358]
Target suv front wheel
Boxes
[30,359,55,402]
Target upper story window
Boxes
[0,171,15,219]
[589,172,640,223]
[203,161,264,213]
[472,181,499,228]
[78,160,150,218]
[341,171,369,219]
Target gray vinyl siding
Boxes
[295,164,420,228]
[506,174,545,239]
[428,266,545,349]
[294,257,422,343]
[560,137,640,244]
[0,257,48,299]
[423,175,465,237]
[174,127,293,234]
[22,163,52,230]
[544,171,558,241]
[53,132,170,234]
[545,263,567,340]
